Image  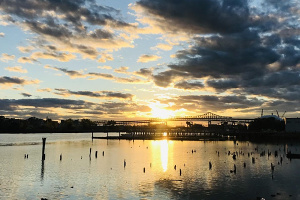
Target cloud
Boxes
[133,68,153,78]
[0,0,136,62]
[30,51,76,62]
[97,53,114,63]
[37,88,52,93]
[45,65,86,79]
[18,56,37,63]
[98,65,112,70]
[0,32,4,37]
[17,46,34,53]
[0,98,90,109]
[137,54,161,63]
[155,94,266,116]
[0,76,40,87]
[154,43,173,51]
[0,98,151,120]
[135,0,249,35]
[87,72,114,80]
[0,53,15,62]
[54,89,134,100]
[21,92,32,97]
[114,76,146,84]
[114,66,129,74]
[137,0,300,105]
[174,81,204,90]
[5,66,28,73]
[44,65,145,84]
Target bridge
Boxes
[95,112,255,126]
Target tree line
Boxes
[0,116,97,133]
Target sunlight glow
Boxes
[149,103,175,119]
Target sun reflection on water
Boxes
[152,140,172,172]
[161,140,168,172]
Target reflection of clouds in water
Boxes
[138,182,154,198]
[155,178,184,199]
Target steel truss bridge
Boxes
[95,112,254,126]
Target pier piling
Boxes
[42,138,46,161]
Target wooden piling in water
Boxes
[42,138,46,161]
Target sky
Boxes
[1,0,300,121]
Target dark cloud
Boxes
[0,76,25,85]
[54,89,134,99]
[134,68,153,78]
[157,94,265,114]
[102,91,134,99]
[0,98,91,112]
[141,0,300,107]
[0,98,151,120]
[153,70,188,87]
[174,81,204,90]
[87,72,114,79]
[90,29,114,39]
[0,0,130,28]
[24,20,72,39]
[155,30,280,82]
[137,0,250,34]
[0,76,39,86]
[45,66,86,78]
[21,93,32,97]
[206,79,239,91]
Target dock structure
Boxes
[92,126,227,141]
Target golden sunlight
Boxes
[149,103,175,119]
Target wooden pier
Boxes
[92,127,227,141]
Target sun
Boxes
[149,103,175,119]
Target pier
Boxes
[92,125,230,141]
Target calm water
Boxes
[1,133,300,200]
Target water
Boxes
[1,133,300,200]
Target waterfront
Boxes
[1,133,300,199]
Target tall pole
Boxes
[42,137,46,160]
